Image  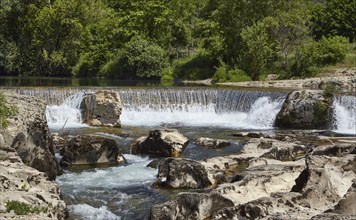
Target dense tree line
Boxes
[0,0,354,81]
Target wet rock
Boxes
[196,137,231,149]
[150,192,234,220]
[156,158,214,189]
[0,92,60,180]
[232,132,264,138]
[80,90,122,127]
[275,90,331,129]
[146,159,160,169]
[131,129,189,157]
[60,135,125,167]
[0,146,67,219]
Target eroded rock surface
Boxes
[131,129,189,157]
[151,138,356,220]
[0,146,67,219]
[156,158,214,189]
[0,92,60,180]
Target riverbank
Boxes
[183,68,356,91]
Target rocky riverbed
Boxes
[0,87,355,219]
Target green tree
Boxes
[311,0,356,42]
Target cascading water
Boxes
[46,91,89,130]
[119,89,287,129]
[332,95,356,135]
[9,88,287,130]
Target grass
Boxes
[6,200,47,215]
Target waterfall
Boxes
[46,91,89,130]
[7,88,287,130]
[332,95,356,135]
[119,88,286,129]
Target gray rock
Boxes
[275,90,331,129]
[131,129,189,157]
[0,146,67,219]
[156,158,215,189]
[0,92,60,180]
[80,90,122,127]
[196,137,231,149]
[151,192,234,220]
[60,135,125,167]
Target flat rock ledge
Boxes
[151,138,356,220]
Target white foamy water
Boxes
[46,92,88,129]
[57,154,157,219]
[68,204,120,220]
[121,97,284,129]
[57,154,156,189]
[332,95,356,135]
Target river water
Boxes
[1,81,355,219]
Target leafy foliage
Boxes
[0,0,354,81]
[0,92,17,128]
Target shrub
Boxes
[0,92,17,128]
[172,50,216,80]
[212,61,251,83]
[315,36,349,65]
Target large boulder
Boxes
[0,146,67,219]
[0,92,60,180]
[60,135,126,167]
[155,158,215,189]
[131,129,189,157]
[275,90,331,129]
[80,90,122,127]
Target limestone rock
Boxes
[80,90,122,127]
[275,90,331,129]
[156,158,215,189]
[150,192,234,220]
[131,129,189,157]
[60,135,125,167]
[196,137,231,149]
[0,92,60,180]
[0,146,67,219]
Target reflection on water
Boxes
[0,76,165,87]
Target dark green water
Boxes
[0,76,170,87]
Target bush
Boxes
[212,61,251,83]
[100,36,168,79]
[315,36,349,65]
[172,50,216,80]
[160,66,174,82]
[0,92,17,128]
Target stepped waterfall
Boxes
[9,88,356,133]
[17,88,287,130]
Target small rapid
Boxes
[332,95,356,135]
[56,154,158,219]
